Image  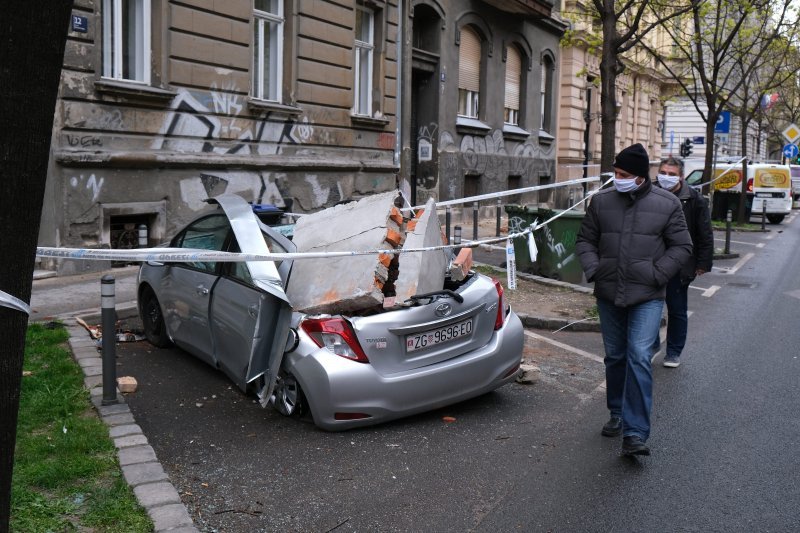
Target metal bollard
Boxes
[101,276,118,406]
[138,224,147,248]
[453,225,462,246]
[472,201,479,241]
[724,209,732,255]
[445,206,451,244]
[496,198,502,237]
[762,201,767,231]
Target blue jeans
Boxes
[652,275,688,359]
[597,298,663,441]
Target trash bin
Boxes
[533,208,585,284]
[504,205,585,283]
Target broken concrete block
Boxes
[117,376,138,393]
[516,364,540,384]
[394,198,449,302]
[286,191,403,314]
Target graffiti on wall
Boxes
[69,173,105,202]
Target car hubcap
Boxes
[275,375,300,416]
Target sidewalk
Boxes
[30,266,198,532]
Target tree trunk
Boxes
[0,3,73,529]
[599,14,619,174]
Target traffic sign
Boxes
[783,143,799,159]
[782,123,800,143]
[715,111,731,134]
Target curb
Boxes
[474,261,602,332]
[63,320,199,533]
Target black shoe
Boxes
[622,436,650,456]
[601,416,622,437]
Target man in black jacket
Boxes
[576,143,692,456]
[652,157,714,368]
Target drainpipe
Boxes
[394,0,403,172]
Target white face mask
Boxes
[614,177,640,193]
[657,173,680,190]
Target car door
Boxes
[159,214,229,366]
[210,195,294,400]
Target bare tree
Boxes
[642,0,798,196]
[0,3,73,529]
[590,0,693,170]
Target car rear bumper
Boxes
[289,311,524,431]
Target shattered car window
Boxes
[175,214,230,273]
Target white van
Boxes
[790,165,800,208]
[686,162,792,223]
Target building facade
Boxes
[398,0,566,211]
[42,0,402,273]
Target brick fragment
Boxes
[117,376,138,393]
[385,229,404,248]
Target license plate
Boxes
[756,192,782,198]
[406,318,473,353]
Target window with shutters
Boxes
[458,26,481,119]
[102,0,151,83]
[252,0,284,102]
[354,5,375,116]
[504,46,522,126]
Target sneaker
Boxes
[622,436,650,456]
[663,356,681,368]
[601,416,622,437]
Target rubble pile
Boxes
[285,191,452,314]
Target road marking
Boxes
[712,252,754,274]
[713,237,764,248]
[689,284,721,297]
[765,233,776,240]
[523,330,604,364]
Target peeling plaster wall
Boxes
[40,0,401,273]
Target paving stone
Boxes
[84,375,102,389]
[109,423,143,439]
[148,504,195,531]
[115,433,149,449]
[73,348,101,360]
[157,526,199,533]
[77,356,102,368]
[118,445,157,466]
[96,400,130,416]
[134,482,182,508]
[82,365,103,377]
[122,462,168,486]
[103,412,135,426]
[69,338,97,350]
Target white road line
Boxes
[523,330,604,364]
[765,233,776,240]
[712,252,754,274]
[713,237,764,247]
[689,284,721,297]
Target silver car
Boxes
[138,194,524,430]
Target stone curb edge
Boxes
[63,320,199,533]
[474,261,602,332]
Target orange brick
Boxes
[374,277,385,290]
[407,220,418,232]
[385,229,404,247]
[390,206,403,226]
[378,253,393,267]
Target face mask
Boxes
[614,177,640,193]
[657,174,680,190]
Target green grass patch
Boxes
[711,220,764,231]
[11,323,152,532]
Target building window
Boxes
[504,46,522,126]
[540,55,554,132]
[102,0,151,83]
[253,0,284,102]
[354,5,375,116]
[458,26,481,119]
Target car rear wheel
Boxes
[272,371,307,418]
[767,214,785,224]
[141,287,172,348]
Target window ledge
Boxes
[247,98,303,116]
[503,124,531,141]
[538,129,555,145]
[94,79,177,102]
[350,113,391,130]
[456,116,491,136]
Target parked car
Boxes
[137,194,524,430]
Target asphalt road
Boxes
[109,212,800,532]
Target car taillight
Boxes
[493,279,507,330]
[300,317,369,363]
[747,178,753,193]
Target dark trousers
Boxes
[654,275,689,359]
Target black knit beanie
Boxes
[613,143,650,178]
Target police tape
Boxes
[35,176,613,265]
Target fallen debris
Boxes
[117,376,138,393]
[516,363,540,384]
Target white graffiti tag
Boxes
[70,174,105,202]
